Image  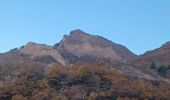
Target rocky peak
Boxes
[25,41,37,46]
[59,29,114,47]
[70,29,87,35]
[23,42,51,50]
[56,29,136,62]
[61,29,90,43]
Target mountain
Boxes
[1,29,170,99]
[0,29,170,81]
[53,30,158,80]
[55,29,136,63]
[0,29,135,66]
[0,29,168,81]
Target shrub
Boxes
[150,62,156,69]
[157,65,167,77]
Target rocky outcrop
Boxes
[20,42,66,65]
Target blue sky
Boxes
[0,0,170,55]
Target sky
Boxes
[0,0,170,55]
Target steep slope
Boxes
[20,42,66,65]
[55,29,136,63]
[53,30,159,80]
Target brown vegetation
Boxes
[0,63,170,100]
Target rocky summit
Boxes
[55,29,136,63]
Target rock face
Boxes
[20,42,66,65]
[55,29,136,63]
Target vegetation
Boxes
[150,62,156,69]
[0,63,170,100]
[157,65,167,77]
[33,55,57,64]
[150,62,170,77]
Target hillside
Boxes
[0,29,170,100]
[131,41,170,79]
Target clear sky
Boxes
[0,0,170,55]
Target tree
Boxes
[150,62,156,69]
[157,65,167,77]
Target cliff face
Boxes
[56,29,136,63]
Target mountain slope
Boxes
[133,41,170,67]
[55,29,136,63]
[1,29,170,100]
[53,30,158,80]
[131,42,170,79]
[20,42,66,65]
[0,29,169,82]
[142,41,170,63]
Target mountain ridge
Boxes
[1,29,170,82]
[1,29,170,100]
